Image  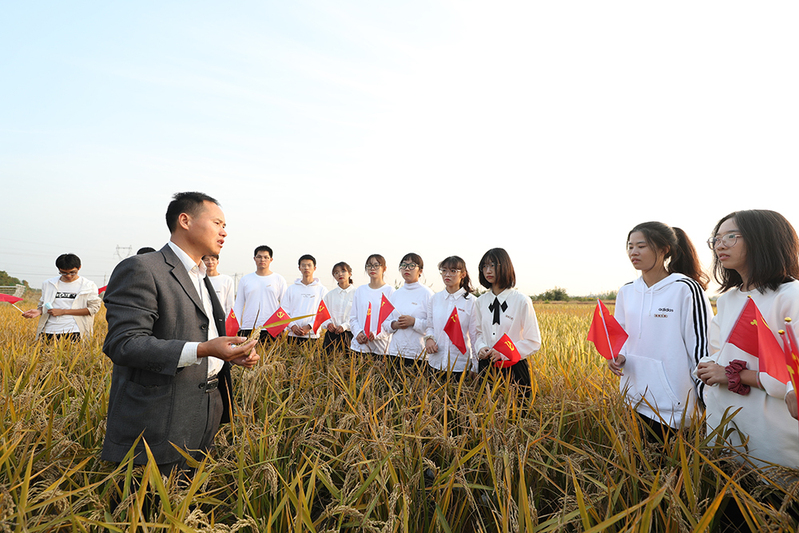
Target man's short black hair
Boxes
[254,245,274,258]
[55,253,81,271]
[137,247,156,255]
[165,192,219,233]
[299,254,316,266]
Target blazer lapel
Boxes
[161,245,206,314]
[204,275,226,337]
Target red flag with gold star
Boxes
[312,300,332,333]
[493,333,520,368]
[443,306,467,355]
[727,297,789,383]
[225,309,240,336]
[377,294,395,332]
[264,307,292,338]
[363,302,372,338]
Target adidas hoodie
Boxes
[615,273,713,428]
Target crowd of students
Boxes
[19,208,799,471]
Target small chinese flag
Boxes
[493,333,520,368]
[727,297,789,383]
[443,306,467,354]
[781,319,799,414]
[587,299,628,361]
[363,302,372,337]
[312,300,332,333]
[377,294,395,332]
[225,309,240,336]
[98,285,107,295]
[263,307,291,338]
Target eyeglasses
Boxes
[482,263,497,272]
[439,268,462,276]
[707,233,741,250]
[399,262,418,271]
[59,270,79,277]
[366,263,383,271]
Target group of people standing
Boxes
[227,245,543,384]
[18,193,799,477]
[609,210,799,471]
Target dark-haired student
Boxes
[424,256,478,380]
[608,222,712,442]
[383,253,435,367]
[232,245,287,342]
[284,254,328,344]
[350,254,394,356]
[473,248,541,386]
[22,253,102,341]
[321,262,355,354]
[696,209,799,468]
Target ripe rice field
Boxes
[1,300,798,531]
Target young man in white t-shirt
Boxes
[202,254,235,317]
[22,253,102,341]
[232,245,287,342]
[283,254,328,344]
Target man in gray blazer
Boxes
[101,192,259,474]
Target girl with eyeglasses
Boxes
[473,248,541,387]
[383,253,435,368]
[424,256,478,381]
[608,222,713,442]
[696,210,799,468]
[349,254,395,356]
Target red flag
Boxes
[263,307,291,338]
[781,319,799,415]
[363,302,372,337]
[312,300,332,333]
[225,309,240,336]
[586,299,628,360]
[0,294,23,304]
[443,306,467,355]
[98,285,107,294]
[377,294,395,332]
[727,297,789,383]
[493,333,521,368]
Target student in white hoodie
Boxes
[696,210,799,468]
[383,253,435,367]
[283,254,328,344]
[608,222,713,441]
[350,254,395,356]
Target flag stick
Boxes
[12,304,24,313]
[597,299,616,363]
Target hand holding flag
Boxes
[493,333,521,368]
[587,299,628,362]
[363,302,373,339]
[780,318,799,419]
[727,297,789,383]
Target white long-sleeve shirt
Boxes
[283,277,328,339]
[697,280,799,468]
[425,288,478,372]
[232,272,287,330]
[473,288,541,360]
[349,283,395,354]
[321,284,355,331]
[383,281,435,359]
[615,273,712,428]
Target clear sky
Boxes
[3,1,798,297]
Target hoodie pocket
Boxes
[620,354,682,411]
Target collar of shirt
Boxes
[445,288,466,301]
[490,288,513,303]
[167,241,207,277]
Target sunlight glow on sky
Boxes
[3,1,798,297]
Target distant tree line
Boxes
[0,270,28,287]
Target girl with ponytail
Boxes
[608,222,713,441]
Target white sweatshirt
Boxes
[349,284,395,354]
[232,272,287,330]
[383,281,435,359]
[283,277,328,339]
[615,273,712,428]
[425,288,478,373]
[697,280,799,468]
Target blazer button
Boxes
[200,325,208,331]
